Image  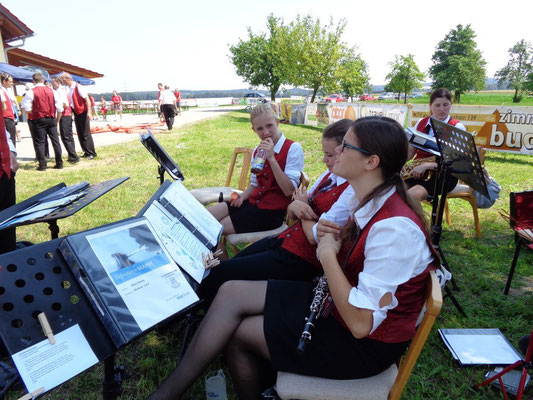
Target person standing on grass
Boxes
[111,90,123,121]
[21,72,63,171]
[61,72,97,159]
[173,88,181,115]
[0,73,20,146]
[160,85,177,130]
[207,103,304,236]
[51,77,79,164]
[89,94,99,120]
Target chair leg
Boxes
[444,199,451,225]
[466,197,481,239]
[504,240,523,295]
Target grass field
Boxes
[4,110,533,399]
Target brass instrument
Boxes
[401,156,437,181]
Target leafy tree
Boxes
[384,54,425,104]
[282,15,348,102]
[338,48,370,101]
[495,39,533,103]
[429,24,486,103]
[229,15,288,101]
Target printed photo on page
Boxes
[86,219,198,331]
[144,201,208,283]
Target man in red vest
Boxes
[0,104,18,254]
[20,73,63,171]
[62,72,96,159]
[0,73,20,147]
[51,77,79,164]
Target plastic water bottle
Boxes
[251,149,266,174]
[205,369,227,400]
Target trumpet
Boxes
[401,156,437,181]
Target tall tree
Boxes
[229,15,288,101]
[282,15,347,102]
[337,48,370,101]
[384,54,425,104]
[495,39,533,103]
[429,24,486,103]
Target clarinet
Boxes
[296,275,329,355]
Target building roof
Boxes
[0,3,34,42]
[7,48,103,78]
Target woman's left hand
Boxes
[293,185,309,203]
[316,233,341,261]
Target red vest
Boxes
[30,86,56,120]
[325,192,439,343]
[248,138,295,210]
[0,87,15,120]
[72,84,87,114]
[0,105,11,179]
[414,116,460,159]
[280,173,350,268]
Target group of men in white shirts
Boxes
[18,72,97,171]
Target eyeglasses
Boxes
[341,139,371,155]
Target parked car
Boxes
[378,92,396,100]
[359,94,376,101]
[325,94,345,102]
[409,92,424,98]
[244,92,265,99]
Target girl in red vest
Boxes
[208,103,304,235]
[148,117,439,400]
[198,119,354,303]
[403,88,466,203]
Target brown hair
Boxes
[322,118,351,145]
[430,88,452,104]
[343,116,428,239]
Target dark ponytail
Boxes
[342,117,429,240]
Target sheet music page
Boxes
[144,201,208,283]
[86,219,198,331]
[11,324,98,395]
[160,180,222,247]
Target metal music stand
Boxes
[430,118,489,316]
[140,130,185,185]
[0,177,129,240]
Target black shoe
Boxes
[68,158,80,164]
[82,153,91,158]
[36,166,47,171]
[53,164,63,169]
[88,155,96,160]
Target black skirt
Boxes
[227,200,286,233]
[264,280,409,380]
[405,175,458,199]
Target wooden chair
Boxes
[224,171,310,255]
[504,190,533,295]
[443,147,486,239]
[189,147,253,205]
[275,270,443,400]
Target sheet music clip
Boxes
[203,250,222,270]
[37,312,55,345]
[17,386,44,400]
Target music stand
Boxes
[430,118,489,316]
[140,130,185,185]
[0,177,129,240]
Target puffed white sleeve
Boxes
[284,142,304,188]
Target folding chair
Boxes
[275,270,443,400]
[189,147,253,205]
[443,147,486,239]
[224,172,310,255]
[503,190,533,295]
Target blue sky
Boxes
[4,0,532,93]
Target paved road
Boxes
[14,105,243,162]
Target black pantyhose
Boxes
[146,281,271,400]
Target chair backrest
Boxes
[388,270,443,400]
[225,147,253,191]
[510,190,533,230]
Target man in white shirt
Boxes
[160,85,177,130]
[51,77,79,163]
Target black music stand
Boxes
[0,177,129,240]
[140,130,185,185]
[430,118,489,316]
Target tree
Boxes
[229,15,288,101]
[384,54,425,104]
[337,48,370,101]
[282,15,348,102]
[495,39,533,103]
[429,24,486,103]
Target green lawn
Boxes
[5,111,533,399]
